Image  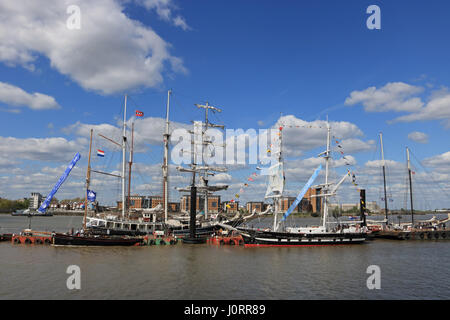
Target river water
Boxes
[0,215,449,300]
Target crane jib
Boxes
[280,164,322,223]
[37,152,81,213]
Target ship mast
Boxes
[406,147,414,227]
[380,132,389,222]
[272,126,284,231]
[195,102,225,220]
[127,122,134,217]
[83,128,93,230]
[321,121,331,230]
[121,95,127,219]
[163,89,171,223]
[175,102,227,216]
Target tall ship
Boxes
[83,92,237,237]
[171,102,230,238]
[238,121,368,247]
[83,94,167,236]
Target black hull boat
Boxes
[373,229,450,240]
[0,234,13,242]
[52,233,144,246]
[171,224,219,238]
[238,227,367,247]
[87,226,148,236]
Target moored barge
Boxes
[52,233,144,246]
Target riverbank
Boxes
[0,210,86,216]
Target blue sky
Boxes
[0,0,449,210]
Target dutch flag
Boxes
[135,110,144,117]
[97,149,105,157]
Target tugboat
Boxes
[238,121,368,247]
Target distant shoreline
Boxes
[0,210,444,217]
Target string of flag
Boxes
[226,127,284,208]
[333,136,359,187]
[226,171,259,208]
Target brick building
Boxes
[180,195,220,213]
[246,201,264,213]
[180,195,204,213]
[117,195,179,212]
[222,201,239,214]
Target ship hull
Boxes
[87,226,148,236]
[171,225,219,238]
[52,233,143,246]
[238,228,367,247]
[11,211,53,217]
[372,229,450,240]
[86,224,219,238]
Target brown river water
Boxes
[0,215,449,299]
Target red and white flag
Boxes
[135,110,144,117]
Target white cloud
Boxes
[139,0,191,30]
[63,116,190,154]
[0,136,83,162]
[422,151,450,173]
[173,15,190,31]
[345,82,424,113]
[0,0,187,95]
[407,131,429,144]
[274,115,369,157]
[0,82,60,111]
[392,93,450,128]
[355,157,450,210]
[335,138,376,154]
[346,82,450,129]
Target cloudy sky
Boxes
[1,0,449,210]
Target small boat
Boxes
[52,232,144,246]
[11,209,53,217]
[11,229,53,245]
[0,233,13,242]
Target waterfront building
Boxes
[180,195,205,213]
[29,192,43,209]
[328,201,381,214]
[222,201,239,214]
[246,201,264,213]
[117,195,179,212]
